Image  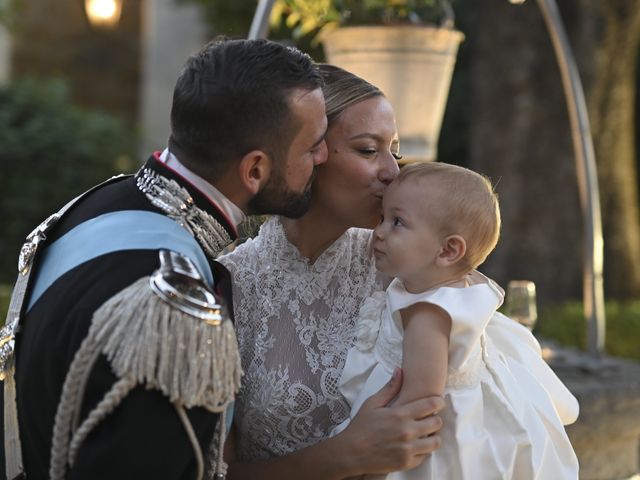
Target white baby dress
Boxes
[335,271,579,479]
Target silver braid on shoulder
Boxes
[136,169,232,258]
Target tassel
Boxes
[50,250,241,479]
[89,275,242,412]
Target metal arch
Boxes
[248,0,276,40]
[248,0,607,355]
[515,0,606,355]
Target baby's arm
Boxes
[394,302,452,406]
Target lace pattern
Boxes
[218,218,386,461]
[446,344,488,390]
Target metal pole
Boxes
[512,0,605,354]
[248,0,276,40]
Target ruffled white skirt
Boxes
[334,285,579,480]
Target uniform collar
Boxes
[138,154,239,241]
[157,149,246,230]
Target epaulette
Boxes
[49,250,241,480]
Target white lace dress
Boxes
[218,217,387,461]
[335,271,580,479]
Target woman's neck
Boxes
[280,206,351,264]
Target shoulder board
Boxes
[90,249,241,411]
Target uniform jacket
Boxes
[3,154,236,480]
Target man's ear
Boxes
[437,234,466,267]
[237,150,272,195]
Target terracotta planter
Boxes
[323,25,464,162]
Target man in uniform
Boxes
[0,38,328,479]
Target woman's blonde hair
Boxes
[318,64,384,126]
[397,162,501,271]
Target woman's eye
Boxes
[392,153,403,161]
[358,149,377,156]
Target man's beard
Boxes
[248,167,316,218]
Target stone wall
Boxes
[11,0,142,123]
[550,346,640,479]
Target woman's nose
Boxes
[378,152,400,185]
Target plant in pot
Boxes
[272,0,464,163]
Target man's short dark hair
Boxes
[168,38,322,180]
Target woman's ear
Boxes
[437,235,467,267]
[237,149,272,195]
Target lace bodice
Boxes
[218,218,387,461]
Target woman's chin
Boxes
[358,217,380,230]
[355,210,382,230]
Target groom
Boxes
[2,38,328,479]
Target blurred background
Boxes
[2,0,638,358]
[0,1,639,477]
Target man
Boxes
[1,38,327,479]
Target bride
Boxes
[219,64,444,479]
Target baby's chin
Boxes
[373,258,393,276]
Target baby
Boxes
[336,162,579,479]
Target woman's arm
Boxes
[394,302,451,407]
[226,370,444,480]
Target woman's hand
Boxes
[226,369,443,480]
[333,368,444,477]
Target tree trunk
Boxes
[584,1,640,299]
[466,0,640,304]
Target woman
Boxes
[219,65,443,479]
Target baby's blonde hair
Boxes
[396,162,501,272]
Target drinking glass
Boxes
[504,280,538,330]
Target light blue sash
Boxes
[27,210,213,312]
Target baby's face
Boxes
[372,179,444,288]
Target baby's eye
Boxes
[393,217,403,227]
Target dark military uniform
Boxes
[3,154,237,480]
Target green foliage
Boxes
[535,301,640,361]
[0,78,136,283]
[273,0,441,43]
[0,0,20,29]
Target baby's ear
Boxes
[437,235,466,267]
